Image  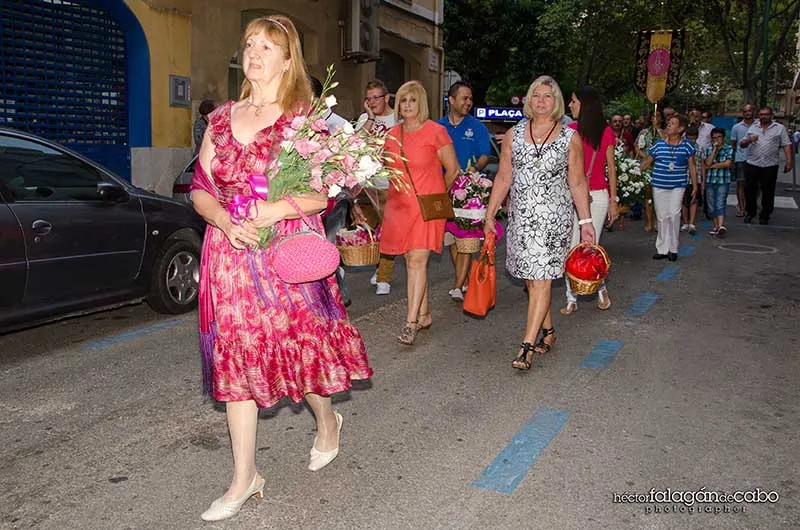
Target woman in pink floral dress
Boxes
[190,16,371,522]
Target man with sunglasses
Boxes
[356,80,397,294]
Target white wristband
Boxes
[578,218,593,225]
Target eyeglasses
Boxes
[365,94,387,102]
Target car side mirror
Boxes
[97,181,129,202]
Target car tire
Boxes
[147,237,200,314]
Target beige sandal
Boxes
[397,321,419,345]
[560,302,578,315]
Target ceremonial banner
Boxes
[634,30,686,103]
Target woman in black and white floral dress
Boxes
[484,75,594,370]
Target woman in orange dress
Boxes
[380,81,460,345]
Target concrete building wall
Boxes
[125,0,193,194]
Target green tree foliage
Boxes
[443,0,799,114]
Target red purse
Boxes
[463,232,496,316]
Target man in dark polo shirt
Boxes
[739,106,793,224]
[438,81,491,301]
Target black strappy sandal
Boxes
[533,327,557,355]
[512,342,537,370]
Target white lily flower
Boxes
[325,95,337,108]
[342,121,354,135]
[328,184,342,198]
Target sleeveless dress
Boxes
[506,119,575,280]
[192,101,372,408]
[379,121,453,255]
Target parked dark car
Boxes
[0,127,205,333]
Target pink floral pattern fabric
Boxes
[196,101,372,408]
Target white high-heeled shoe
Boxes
[200,473,265,522]
[308,411,343,471]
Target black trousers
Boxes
[744,163,778,220]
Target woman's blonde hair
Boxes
[394,81,429,123]
[523,75,565,122]
[238,15,312,113]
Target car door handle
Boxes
[32,219,52,235]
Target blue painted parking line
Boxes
[678,245,695,257]
[628,291,659,317]
[581,340,624,369]
[656,264,680,283]
[689,233,703,241]
[473,407,570,495]
[84,318,185,350]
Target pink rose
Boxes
[312,148,333,166]
[452,189,468,201]
[479,178,493,188]
[283,127,297,140]
[294,139,322,158]
[345,174,361,188]
[311,118,328,133]
[291,116,306,130]
[342,155,357,171]
[466,197,484,209]
[327,170,346,185]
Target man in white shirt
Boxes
[729,104,755,217]
[739,106,793,224]
[355,80,397,295]
[689,107,714,153]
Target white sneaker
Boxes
[688,224,697,235]
[376,282,391,295]
[449,288,464,301]
[680,224,689,232]
[370,272,377,285]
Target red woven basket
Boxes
[565,242,611,295]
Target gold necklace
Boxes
[247,98,276,116]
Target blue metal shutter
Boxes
[0,0,130,179]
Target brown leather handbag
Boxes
[399,125,454,221]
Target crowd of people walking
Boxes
[188,14,795,523]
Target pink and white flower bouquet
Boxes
[445,163,504,240]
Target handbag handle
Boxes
[283,195,321,234]
[399,125,449,198]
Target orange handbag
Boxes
[463,232,496,317]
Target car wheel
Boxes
[147,238,200,314]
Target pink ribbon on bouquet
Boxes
[226,175,270,225]
[227,194,258,226]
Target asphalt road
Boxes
[1,188,799,530]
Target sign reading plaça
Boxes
[474,107,524,120]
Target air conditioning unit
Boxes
[344,0,380,62]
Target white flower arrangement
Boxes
[615,144,650,206]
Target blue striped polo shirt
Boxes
[648,138,696,189]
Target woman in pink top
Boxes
[561,86,619,314]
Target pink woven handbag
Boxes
[273,196,340,284]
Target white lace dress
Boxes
[506,119,574,280]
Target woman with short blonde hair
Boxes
[381,81,460,345]
[485,75,594,370]
[523,75,565,122]
[394,80,430,123]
